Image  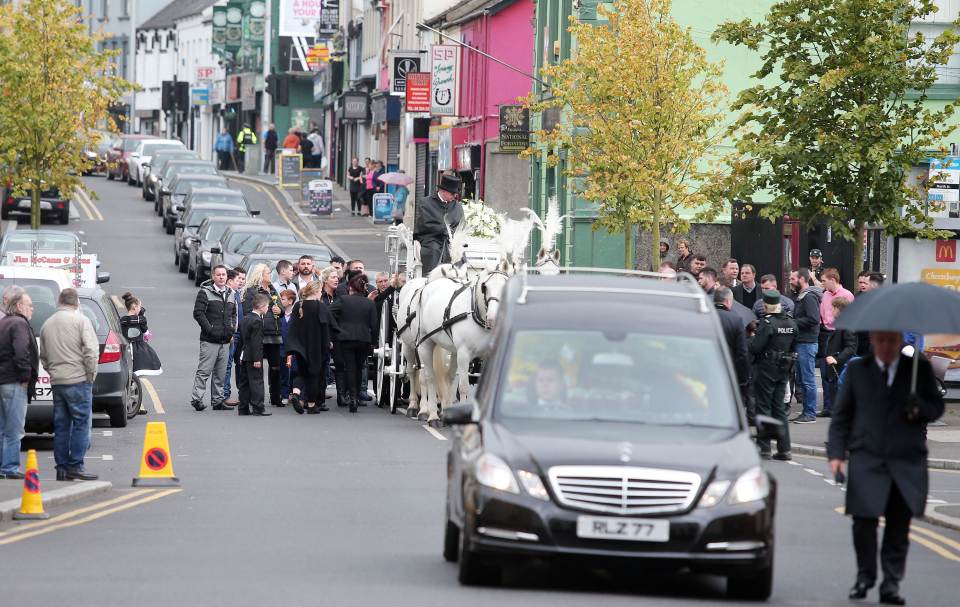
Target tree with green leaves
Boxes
[0,0,133,229]
[525,0,737,270]
[714,0,960,267]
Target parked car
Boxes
[210,224,298,270]
[178,187,252,218]
[82,131,112,175]
[126,139,185,187]
[238,252,290,275]
[251,241,331,265]
[76,287,141,427]
[0,265,74,433]
[188,216,266,284]
[142,149,199,201]
[174,203,251,273]
[1,186,71,225]
[154,160,219,215]
[441,272,781,600]
[106,135,156,181]
[161,175,230,234]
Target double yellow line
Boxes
[73,186,103,221]
[833,506,960,562]
[0,488,180,545]
[244,181,310,243]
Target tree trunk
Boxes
[651,191,662,272]
[30,187,40,230]
[623,222,634,270]
[852,218,865,275]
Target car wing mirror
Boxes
[754,415,785,442]
[175,221,185,229]
[250,209,261,216]
[210,247,221,255]
[96,271,111,284]
[442,401,477,426]
[122,325,142,340]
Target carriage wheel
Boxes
[375,302,390,408]
[389,329,402,414]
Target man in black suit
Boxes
[828,331,945,605]
[237,294,271,417]
[713,287,750,416]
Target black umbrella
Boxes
[835,281,960,404]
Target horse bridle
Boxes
[474,269,509,325]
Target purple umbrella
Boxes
[377,172,414,186]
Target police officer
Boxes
[236,123,258,173]
[414,173,464,274]
[749,289,798,460]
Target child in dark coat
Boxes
[238,294,271,417]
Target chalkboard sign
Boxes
[279,153,302,188]
[300,169,324,200]
[372,193,395,224]
[308,179,333,216]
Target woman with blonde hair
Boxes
[319,266,339,306]
[284,279,336,413]
[241,263,284,407]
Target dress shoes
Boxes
[848,581,872,600]
[211,403,230,411]
[253,409,272,416]
[191,401,207,411]
[237,407,251,416]
[290,394,304,414]
[879,592,906,605]
[65,470,98,481]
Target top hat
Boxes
[438,173,461,194]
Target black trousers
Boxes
[292,353,324,404]
[236,150,246,173]
[263,343,282,406]
[349,190,363,214]
[753,361,791,453]
[237,361,265,413]
[852,482,912,594]
[217,151,232,171]
[263,150,276,174]
[339,341,369,401]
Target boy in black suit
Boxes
[237,294,272,416]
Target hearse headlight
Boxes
[476,453,518,494]
[728,467,769,505]
[698,480,731,508]
[517,470,549,501]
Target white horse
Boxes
[523,196,568,275]
[414,261,512,425]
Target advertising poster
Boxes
[308,179,334,216]
[405,72,431,113]
[896,237,960,381]
[499,105,530,153]
[279,0,339,37]
[5,253,98,288]
[430,45,458,116]
[372,193,395,224]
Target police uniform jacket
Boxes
[748,311,798,360]
[828,354,945,518]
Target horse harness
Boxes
[411,270,507,348]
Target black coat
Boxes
[332,292,378,345]
[817,328,857,378]
[264,129,278,152]
[242,286,281,341]
[732,283,759,309]
[828,354,945,517]
[0,313,39,402]
[285,300,337,375]
[715,305,750,389]
[414,193,464,273]
[793,288,822,343]
[193,284,236,344]
[239,312,264,363]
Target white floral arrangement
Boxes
[461,198,506,239]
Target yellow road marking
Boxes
[140,377,165,414]
[0,489,180,546]
[0,489,152,538]
[72,187,95,220]
[73,187,104,221]
[833,506,960,561]
[246,181,310,242]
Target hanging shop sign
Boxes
[342,92,369,120]
[430,45,459,117]
[390,51,422,97]
[498,105,530,153]
[405,72,431,113]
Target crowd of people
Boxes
[213,123,327,174]
[659,242,890,455]
[190,254,401,416]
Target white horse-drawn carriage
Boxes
[373,200,565,426]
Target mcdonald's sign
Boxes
[936,239,957,263]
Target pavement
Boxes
[1,172,959,605]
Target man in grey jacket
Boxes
[39,288,99,481]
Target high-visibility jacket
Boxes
[237,128,257,152]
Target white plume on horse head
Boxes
[446,220,469,266]
[497,217,533,272]
[542,196,568,253]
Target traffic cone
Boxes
[13,449,50,520]
[132,421,180,487]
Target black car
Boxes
[210,224,298,270]
[441,272,781,600]
[154,160,218,215]
[174,203,251,273]
[161,174,229,233]
[142,149,199,201]
[188,216,266,284]
[251,241,332,265]
[1,187,70,225]
[177,187,256,222]
[77,288,142,427]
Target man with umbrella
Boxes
[414,173,464,274]
[828,282,953,605]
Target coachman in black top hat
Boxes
[414,172,464,274]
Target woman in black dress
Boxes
[285,281,337,414]
[120,292,162,415]
[332,274,378,413]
